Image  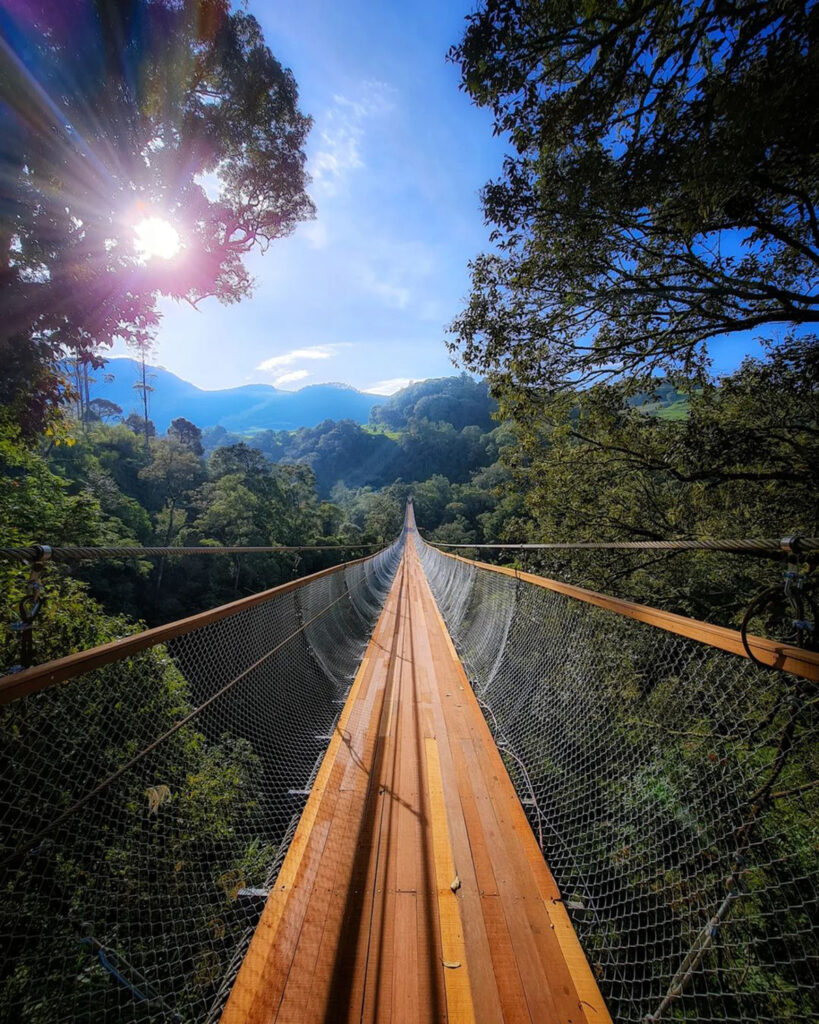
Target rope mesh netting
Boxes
[416,537,818,1024]
[0,539,403,1023]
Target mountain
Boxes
[370,373,497,431]
[87,357,383,431]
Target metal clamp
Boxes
[8,545,52,670]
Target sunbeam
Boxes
[133,216,181,261]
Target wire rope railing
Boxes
[0,544,383,564]
[2,511,818,1023]
[423,537,819,557]
[415,536,819,1023]
[0,537,403,1023]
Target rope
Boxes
[427,536,819,557]
[80,933,181,1019]
[4,537,816,563]
[0,543,381,563]
[740,572,818,664]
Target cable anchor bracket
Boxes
[8,544,52,671]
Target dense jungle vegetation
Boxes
[2,342,816,675]
[1,0,815,666]
[0,0,817,1019]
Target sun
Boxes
[134,216,181,261]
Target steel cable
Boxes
[0,543,382,563]
[427,536,819,557]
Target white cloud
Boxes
[310,81,394,196]
[366,377,414,396]
[348,241,438,312]
[273,369,311,387]
[300,219,329,249]
[256,345,340,372]
[357,267,410,309]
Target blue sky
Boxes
[108,0,508,394]
[103,0,774,395]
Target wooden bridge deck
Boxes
[221,525,610,1024]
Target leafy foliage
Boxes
[0,414,360,654]
[203,374,502,496]
[0,0,314,432]
[488,338,818,622]
[449,0,819,389]
[370,373,497,431]
[0,641,274,1022]
[0,341,814,1022]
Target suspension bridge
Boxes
[1,505,817,1022]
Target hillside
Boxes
[197,375,692,497]
[370,374,497,431]
[627,381,690,420]
[87,357,382,431]
[195,375,499,497]
[82,361,693,503]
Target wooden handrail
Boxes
[438,550,819,683]
[0,554,375,706]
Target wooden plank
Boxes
[478,896,532,1024]
[419,607,530,1023]
[408,563,507,1024]
[221,568,401,1024]
[275,788,358,1023]
[278,631,402,1024]
[424,736,477,1023]
[459,734,580,1023]
[392,612,422,1023]
[221,530,613,1024]
[326,775,386,1024]
[419,543,612,1024]
[429,592,612,1019]
[360,568,409,1024]
[337,562,409,1024]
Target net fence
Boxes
[416,537,818,1024]
[0,539,403,1024]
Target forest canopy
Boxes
[449,0,819,390]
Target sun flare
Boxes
[134,216,181,261]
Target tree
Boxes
[195,477,263,546]
[0,0,314,432]
[168,417,204,457]
[209,442,269,480]
[199,443,320,552]
[363,492,404,543]
[428,515,477,545]
[67,351,105,427]
[411,474,453,527]
[370,374,496,431]
[124,412,156,439]
[139,437,203,544]
[495,338,818,623]
[87,398,122,422]
[450,0,819,390]
[132,340,156,450]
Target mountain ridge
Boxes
[87,357,385,431]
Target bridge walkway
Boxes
[221,529,610,1024]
